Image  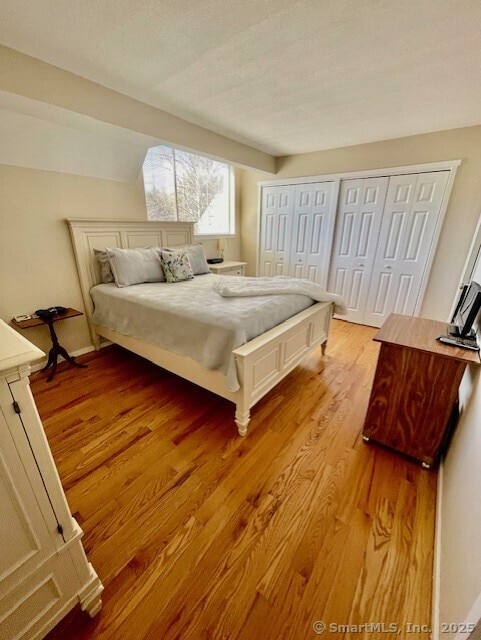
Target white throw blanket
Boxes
[213,276,347,315]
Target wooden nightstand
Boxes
[209,261,247,276]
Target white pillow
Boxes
[106,247,165,287]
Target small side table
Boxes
[12,308,87,381]
[209,261,247,276]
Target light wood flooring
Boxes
[35,319,437,640]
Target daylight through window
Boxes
[142,145,234,235]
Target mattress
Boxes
[90,274,314,391]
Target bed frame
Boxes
[67,219,333,435]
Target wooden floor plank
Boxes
[36,319,437,640]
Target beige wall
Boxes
[240,125,481,321]
[0,164,146,355]
[0,45,266,355]
[0,164,240,357]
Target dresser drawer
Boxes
[221,267,243,276]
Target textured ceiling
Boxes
[1,0,481,156]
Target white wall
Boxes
[437,364,481,638]
[435,231,481,638]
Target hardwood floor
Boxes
[34,319,437,640]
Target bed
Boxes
[67,219,334,435]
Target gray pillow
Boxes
[160,244,210,275]
[106,247,165,287]
[186,244,210,275]
[93,249,114,283]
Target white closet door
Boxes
[289,182,337,286]
[363,171,450,327]
[259,186,294,276]
[328,177,389,323]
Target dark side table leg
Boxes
[42,318,87,381]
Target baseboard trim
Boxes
[432,460,444,639]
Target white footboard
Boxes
[92,301,332,437]
[232,301,332,435]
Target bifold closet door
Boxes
[259,185,294,277]
[329,171,450,327]
[259,182,337,285]
[288,182,337,286]
[327,177,389,323]
[362,171,450,326]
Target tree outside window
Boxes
[143,145,234,235]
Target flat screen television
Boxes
[449,280,481,338]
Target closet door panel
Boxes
[328,177,389,323]
[290,210,310,279]
[259,186,294,276]
[363,171,449,327]
[289,183,335,285]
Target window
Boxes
[142,145,235,236]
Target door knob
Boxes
[358,263,365,267]
[385,265,392,269]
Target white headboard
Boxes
[67,218,194,346]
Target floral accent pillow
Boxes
[160,244,210,275]
[160,248,194,283]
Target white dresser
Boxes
[0,320,102,640]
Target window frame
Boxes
[143,145,236,239]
